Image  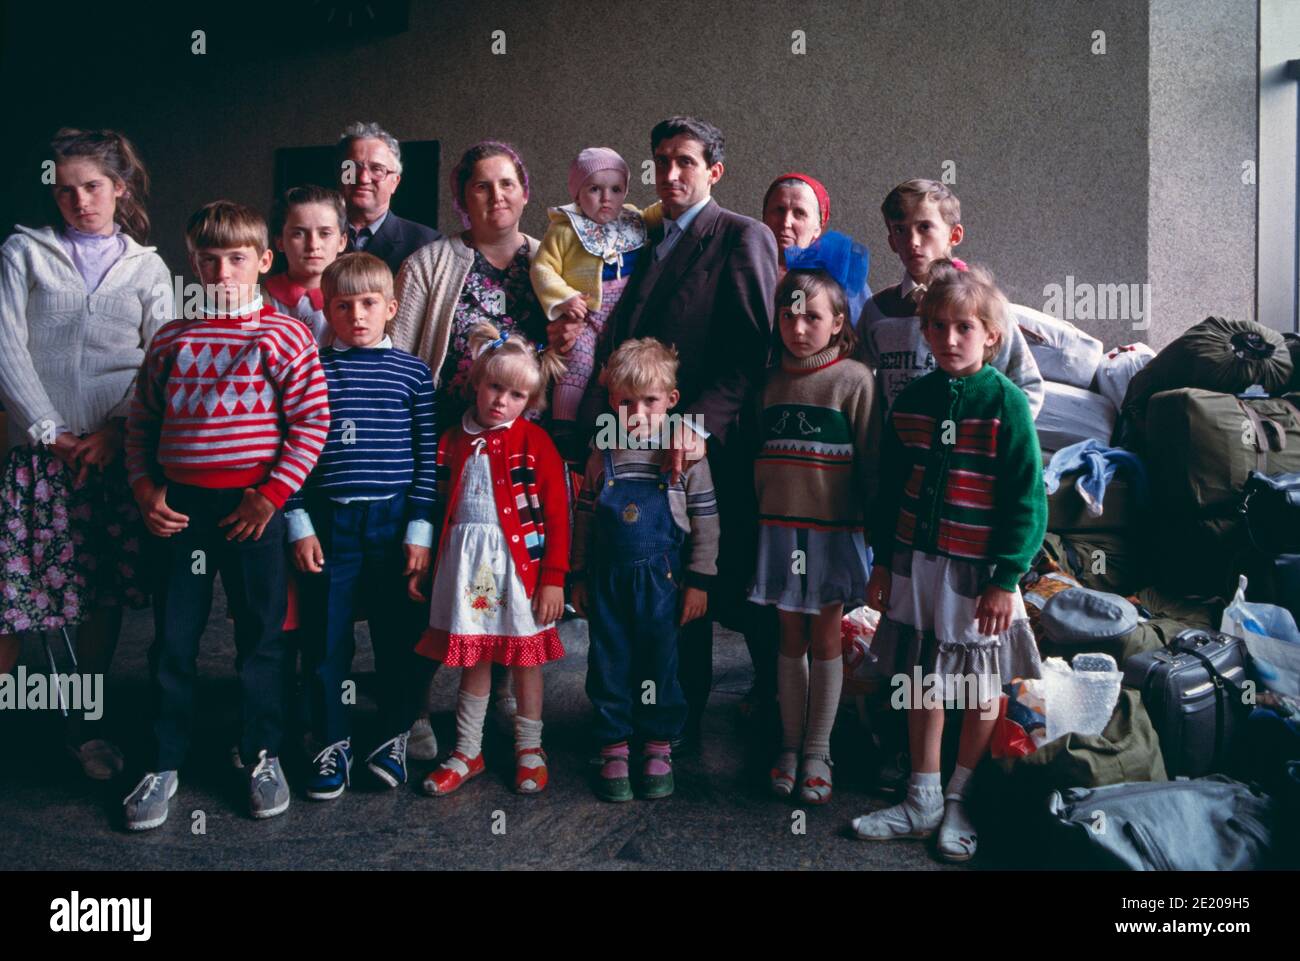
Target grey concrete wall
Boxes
[1148,0,1259,347]
[1259,0,1300,333]
[4,0,1266,350]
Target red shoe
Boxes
[422,751,485,796]
[515,748,548,795]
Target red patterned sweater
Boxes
[125,304,331,509]
[434,413,570,598]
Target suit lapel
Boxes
[362,212,400,262]
[633,200,720,335]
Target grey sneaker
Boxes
[123,771,178,831]
[247,750,290,819]
[407,717,438,761]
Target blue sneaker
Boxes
[366,732,409,788]
[306,739,352,800]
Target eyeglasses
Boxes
[344,161,395,182]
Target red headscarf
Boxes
[762,172,830,228]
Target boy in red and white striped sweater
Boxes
[122,201,330,831]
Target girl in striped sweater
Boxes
[851,261,1046,861]
[749,268,881,804]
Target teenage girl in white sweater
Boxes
[0,128,172,779]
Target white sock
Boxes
[945,763,975,802]
[453,690,490,760]
[514,714,543,757]
[776,653,809,753]
[851,770,942,840]
[802,656,843,760]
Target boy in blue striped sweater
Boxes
[286,253,438,799]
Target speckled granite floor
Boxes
[0,588,975,871]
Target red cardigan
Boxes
[435,418,570,598]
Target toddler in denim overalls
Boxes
[571,338,720,801]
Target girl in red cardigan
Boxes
[416,322,569,795]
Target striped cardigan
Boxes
[434,414,569,598]
[871,363,1046,591]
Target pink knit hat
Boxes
[568,147,630,201]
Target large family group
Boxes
[0,115,1051,863]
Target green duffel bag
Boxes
[969,690,1167,866]
[1145,388,1300,518]
[1116,317,1292,450]
[1041,531,1145,596]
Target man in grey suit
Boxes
[337,122,440,276]
[572,115,779,751]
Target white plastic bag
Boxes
[841,605,881,695]
[1093,342,1156,408]
[1014,304,1104,389]
[1040,653,1123,742]
[1036,382,1117,453]
[1221,575,1300,697]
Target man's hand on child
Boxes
[679,587,708,626]
[867,566,891,612]
[570,580,588,618]
[975,585,1015,637]
[132,478,190,537]
[292,535,325,573]
[218,488,276,542]
[663,426,707,483]
[546,315,583,355]
[532,584,564,625]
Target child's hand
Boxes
[132,479,189,537]
[570,580,589,618]
[218,488,276,542]
[560,295,588,323]
[532,584,565,625]
[867,566,891,612]
[403,544,432,581]
[975,585,1015,637]
[546,317,582,355]
[679,587,708,626]
[293,535,325,573]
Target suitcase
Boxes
[1121,629,1250,779]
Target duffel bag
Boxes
[1144,389,1300,519]
[1116,316,1292,450]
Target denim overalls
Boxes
[586,450,690,745]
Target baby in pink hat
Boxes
[531,147,661,439]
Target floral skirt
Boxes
[0,445,149,632]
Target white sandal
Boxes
[799,755,833,805]
[937,800,978,861]
[851,794,943,840]
[769,751,798,797]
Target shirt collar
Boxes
[900,270,921,298]
[664,196,712,236]
[351,209,389,239]
[264,273,325,312]
[330,334,392,352]
[462,409,517,436]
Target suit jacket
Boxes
[576,198,777,453]
[352,210,441,276]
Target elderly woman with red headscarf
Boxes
[761,172,831,278]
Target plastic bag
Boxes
[1041,653,1123,742]
[1014,304,1104,389]
[1093,343,1155,409]
[841,605,881,695]
[1221,575,1300,697]
[990,677,1048,758]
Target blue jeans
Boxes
[149,483,287,770]
[298,492,429,745]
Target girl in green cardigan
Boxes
[852,261,1046,862]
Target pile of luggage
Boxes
[854,313,1300,869]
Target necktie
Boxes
[655,222,679,262]
[353,227,372,251]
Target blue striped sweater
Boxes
[286,344,437,530]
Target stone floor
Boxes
[0,589,976,871]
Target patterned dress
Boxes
[437,242,547,426]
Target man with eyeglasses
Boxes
[337,122,440,276]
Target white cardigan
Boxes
[0,225,173,447]
[391,232,540,387]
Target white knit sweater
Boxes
[0,225,173,447]
[391,232,539,387]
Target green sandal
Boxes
[640,741,674,799]
[595,744,633,803]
